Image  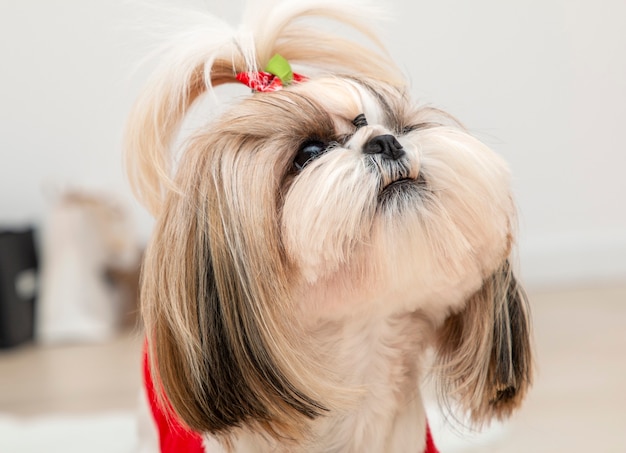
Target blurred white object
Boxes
[37,191,141,343]
[0,411,137,453]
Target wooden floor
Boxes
[1,285,625,452]
[499,285,626,452]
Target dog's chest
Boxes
[305,314,431,452]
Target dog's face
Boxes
[184,77,513,315]
[126,1,532,444]
[280,78,514,315]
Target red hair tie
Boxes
[236,54,307,92]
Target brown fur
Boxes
[434,260,533,425]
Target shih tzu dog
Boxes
[126,1,533,452]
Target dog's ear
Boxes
[433,260,533,425]
[141,169,328,441]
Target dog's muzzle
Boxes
[363,134,417,194]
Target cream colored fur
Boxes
[126,1,532,452]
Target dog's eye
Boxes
[401,123,435,135]
[400,125,419,135]
[294,140,327,171]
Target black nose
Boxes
[363,134,405,160]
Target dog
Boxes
[126,1,533,452]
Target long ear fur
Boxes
[434,260,533,425]
[141,151,327,440]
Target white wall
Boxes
[384,0,626,288]
[0,1,161,237]
[1,0,624,289]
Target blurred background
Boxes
[0,0,624,452]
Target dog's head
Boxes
[126,0,532,442]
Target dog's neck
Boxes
[310,313,432,452]
[217,312,435,453]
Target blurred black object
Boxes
[0,228,38,348]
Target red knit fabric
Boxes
[425,423,440,453]
[144,346,440,452]
[143,346,205,453]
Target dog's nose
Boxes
[363,134,405,160]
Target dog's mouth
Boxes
[381,170,426,191]
[367,154,425,202]
[383,177,414,191]
[380,177,415,197]
[378,173,427,203]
